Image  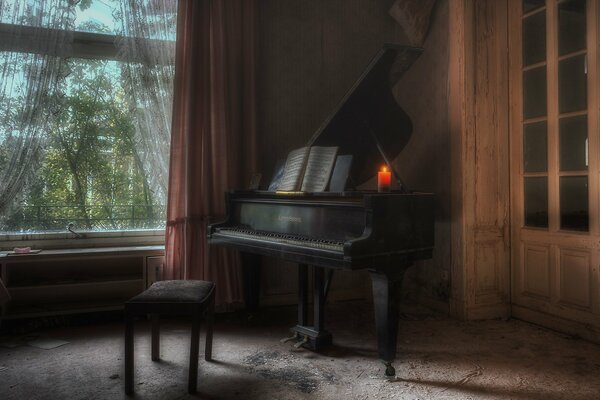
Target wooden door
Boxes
[509,0,600,341]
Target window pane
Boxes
[523,0,545,13]
[559,115,588,171]
[74,0,120,35]
[523,11,546,66]
[524,177,548,228]
[0,58,169,232]
[76,1,177,39]
[558,0,586,56]
[523,67,547,119]
[559,54,587,113]
[524,121,548,172]
[0,1,177,39]
[0,1,175,234]
[560,176,589,231]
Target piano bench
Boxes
[124,280,216,395]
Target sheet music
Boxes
[277,147,310,191]
[300,146,338,192]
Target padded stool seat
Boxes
[128,280,215,304]
[124,280,215,395]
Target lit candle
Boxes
[377,166,391,192]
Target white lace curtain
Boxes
[116,0,176,203]
[0,0,74,217]
[0,0,175,223]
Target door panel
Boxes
[522,243,551,298]
[509,0,600,341]
[558,247,592,308]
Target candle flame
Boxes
[381,166,388,172]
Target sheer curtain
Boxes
[165,0,257,306]
[0,0,176,230]
[115,0,177,202]
[0,1,74,218]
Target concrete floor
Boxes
[1,301,600,400]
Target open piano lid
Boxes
[307,44,423,191]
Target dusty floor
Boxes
[1,301,600,400]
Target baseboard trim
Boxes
[466,303,510,320]
[512,304,600,344]
[416,292,450,315]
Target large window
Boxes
[0,0,176,235]
[510,0,600,335]
[521,0,589,232]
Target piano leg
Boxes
[298,264,308,326]
[240,252,262,313]
[313,267,325,331]
[369,267,408,377]
[323,269,334,302]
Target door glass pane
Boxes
[523,67,547,119]
[558,0,586,56]
[524,177,548,228]
[524,121,548,172]
[560,176,589,231]
[523,0,545,13]
[559,54,587,113]
[523,11,546,66]
[559,115,588,171]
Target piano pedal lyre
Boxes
[280,332,299,344]
[293,335,309,349]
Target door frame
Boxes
[508,0,600,342]
[449,0,511,320]
[449,0,600,342]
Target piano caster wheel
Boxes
[383,361,395,377]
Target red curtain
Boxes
[165,0,257,306]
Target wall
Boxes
[256,0,451,308]
[393,0,450,310]
[448,0,511,319]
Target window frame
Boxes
[513,0,598,235]
[0,23,174,247]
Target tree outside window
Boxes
[0,0,175,234]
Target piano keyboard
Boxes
[215,227,344,252]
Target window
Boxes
[510,0,600,338]
[520,0,590,231]
[0,1,176,236]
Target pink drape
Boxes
[165,0,257,306]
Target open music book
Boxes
[276,146,338,192]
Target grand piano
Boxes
[207,44,434,377]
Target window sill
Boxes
[0,244,164,260]
[0,229,165,251]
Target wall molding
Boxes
[449,0,511,320]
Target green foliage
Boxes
[77,0,94,12]
[0,1,175,233]
[1,57,164,232]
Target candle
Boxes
[378,166,391,192]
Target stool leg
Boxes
[125,313,134,395]
[151,314,160,361]
[188,312,201,393]
[205,296,215,361]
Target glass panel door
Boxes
[510,0,600,340]
[521,0,589,232]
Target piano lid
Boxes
[307,44,423,190]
